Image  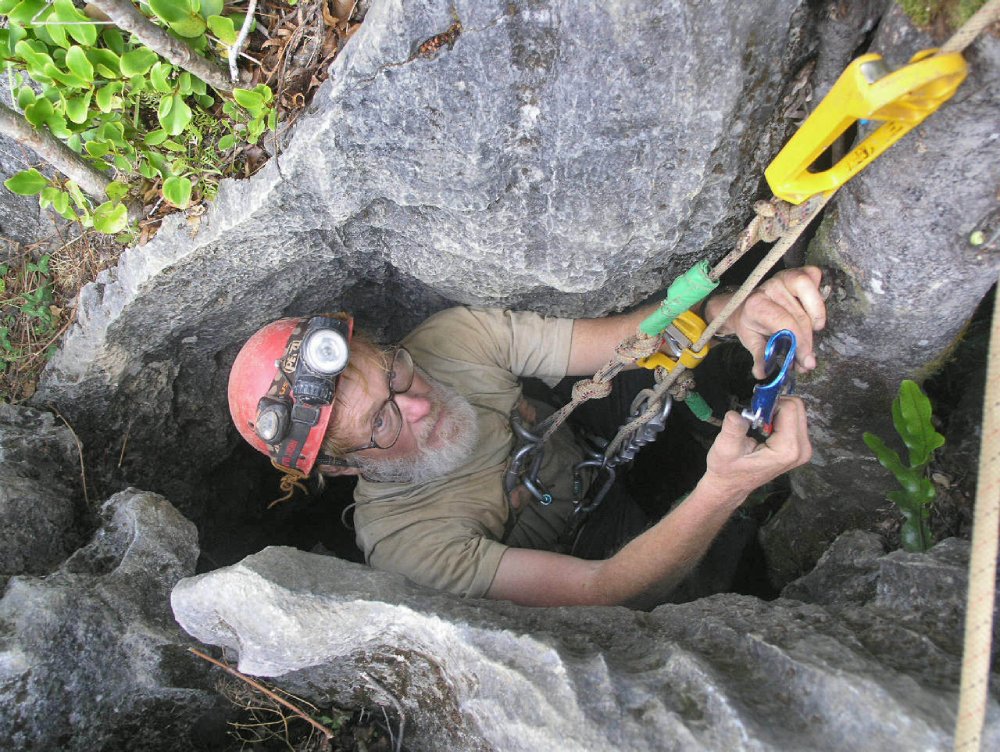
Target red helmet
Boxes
[228,314,353,475]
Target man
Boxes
[228,267,825,608]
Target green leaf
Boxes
[120,48,159,77]
[149,61,173,93]
[233,87,264,113]
[150,0,206,37]
[158,93,192,136]
[4,168,48,195]
[14,39,53,71]
[0,0,20,12]
[105,180,129,203]
[200,0,223,18]
[149,0,188,24]
[42,8,69,48]
[161,139,186,152]
[891,380,945,468]
[197,93,215,108]
[171,14,208,38]
[24,97,54,127]
[52,0,96,45]
[217,133,236,150]
[113,154,132,172]
[66,180,88,210]
[46,112,71,139]
[863,432,910,482]
[16,85,36,109]
[63,90,93,124]
[85,48,121,78]
[177,71,194,95]
[53,189,70,216]
[207,14,237,44]
[64,45,94,81]
[95,82,121,113]
[144,129,169,146]
[102,27,125,56]
[85,140,111,158]
[66,133,82,153]
[7,0,46,25]
[162,175,192,208]
[92,201,128,234]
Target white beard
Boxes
[353,370,479,484]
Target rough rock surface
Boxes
[0,403,82,586]
[172,535,999,752]
[30,0,822,563]
[0,489,229,752]
[760,5,1000,586]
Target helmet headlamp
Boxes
[302,323,350,375]
[245,315,353,472]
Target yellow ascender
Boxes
[637,310,711,372]
[765,49,967,205]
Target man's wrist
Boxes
[703,286,740,337]
[695,470,750,510]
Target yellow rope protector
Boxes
[766,49,967,205]
[636,310,711,372]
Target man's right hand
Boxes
[702,397,812,500]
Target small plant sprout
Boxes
[863,379,946,552]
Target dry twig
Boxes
[189,647,335,742]
[50,405,90,509]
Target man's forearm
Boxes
[583,475,747,606]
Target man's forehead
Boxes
[332,351,384,433]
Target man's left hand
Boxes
[706,266,826,378]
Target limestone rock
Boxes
[172,537,999,751]
[0,403,82,585]
[0,489,228,751]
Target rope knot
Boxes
[571,378,612,402]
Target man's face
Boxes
[332,352,479,483]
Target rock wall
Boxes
[0,486,228,751]
[171,533,1000,751]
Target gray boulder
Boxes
[0,489,228,752]
[171,535,999,751]
[0,403,82,586]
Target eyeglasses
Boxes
[343,348,415,454]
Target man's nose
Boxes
[395,392,432,423]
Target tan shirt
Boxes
[352,307,586,597]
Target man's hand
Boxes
[706,266,826,378]
[702,397,812,499]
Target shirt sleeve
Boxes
[403,307,575,388]
[367,521,508,599]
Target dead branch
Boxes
[49,404,90,509]
[0,102,111,201]
[188,647,335,741]
[88,0,235,93]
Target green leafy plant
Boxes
[1,0,275,227]
[863,379,945,552]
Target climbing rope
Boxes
[955,278,1000,752]
[936,2,1000,749]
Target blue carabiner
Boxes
[742,330,797,437]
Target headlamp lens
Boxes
[256,405,284,442]
[302,328,349,375]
